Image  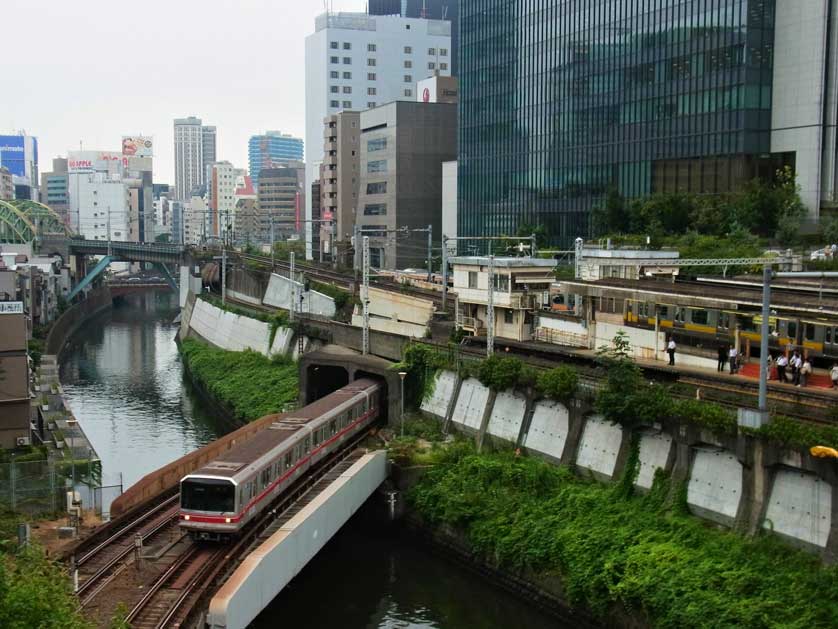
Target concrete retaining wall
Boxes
[765,468,832,549]
[450,378,490,433]
[420,370,458,420]
[523,400,570,463]
[188,298,273,354]
[687,447,743,527]
[207,451,388,629]
[575,415,624,481]
[263,272,336,318]
[486,390,527,444]
[46,286,113,356]
[636,430,674,491]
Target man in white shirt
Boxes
[790,351,802,385]
[776,354,788,383]
[666,338,676,365]
[729,346,738,374]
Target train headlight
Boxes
[225,517,231,524]
[183,515,190,521]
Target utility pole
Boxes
[289,251,296,322]
[487,253,495,356]
[353,224,361,277]
[758,264,771,413]
[270,214,275,270]
[107,207,112,257]
[427,224,433,282]
[441,235,449,311]
[331,220,338,269]
[362,236,370,355]
[221,247,227,305]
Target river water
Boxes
[60,292,560,629]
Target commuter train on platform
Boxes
[179,379,382,541]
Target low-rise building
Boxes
[0,300,31,448]
[576,244,681,281]
[0,167,13,200]
[451,256,556,342]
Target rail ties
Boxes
[126,545,224,629]
[76,495,180,604]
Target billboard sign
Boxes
[0,136,26,178]
[68,151,127,173]
[122,136,153,157]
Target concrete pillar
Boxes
[476,390,498,452]
[746,439,771,535]
[179,265,190,308]
[825,481,838,563]
[735,443,756,534]
[515,393,536,448]
[562,401,587,466]
[442,374,463,435]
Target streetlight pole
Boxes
[398,371,407,437]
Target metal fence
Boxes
[0,459,120,517]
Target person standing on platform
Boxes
[800,358,812,388]
[667,337,676,366]
[717,344,728,372]
[729,346,738,374]
[790,351,802,386]
[776,353,788,383]
[831,363,838,389]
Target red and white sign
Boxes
[422,87,430,103]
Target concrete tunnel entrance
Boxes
[305,365,349,405]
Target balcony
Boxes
[321,181,337,195]
[323,154,338,167]
[324,139,337,153]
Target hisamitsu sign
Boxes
[0,302,24,314]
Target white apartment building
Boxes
[174,117,216,201]
[73,173,131,242]
[304,11,451,259]
[207,161,246,241]
[183,195,207,245]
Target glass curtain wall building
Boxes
[458,0,780,247]
[248,132,304,188]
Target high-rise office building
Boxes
[173,117,215,200]
[358,100,457,270]
[458,0,838,246]
[257,164,306,241]
[304,11,452,258]
[40,158,69,224]
[368,0,459,75]
[248,132,304,188]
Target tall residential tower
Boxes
[173,116,216,200]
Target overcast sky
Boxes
[4,0,362,184]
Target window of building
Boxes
[404,89,412,97]
[440,62,448,70]
[367,43,376,52]
[330,85,339,93]
[343,57,351,64]
[404,46,412,54]
[504,309,514,324]
[330,41,338,49]
[342,100,352,108]
[404,75,412,83]
[330,56,339,64]
[467,271,477,289]
[343,71,351,79]
[368,137,386,152]
[370,247,383,268]
[343,86,352,93]
[367,159,387,173]
[404,60,412,68]
[428,47,436,55]
[440,48,448,56]
[367,102,376,108]
[493,274,509,291]
[363,203,387,215]
[367,87,376,95]
[362,224,387,237]
[428,62,435,70]
[368,72,376,80]
[366,182,387,194]
[343,42,351,50]
[367,58,376,66]
[330,70,339,78]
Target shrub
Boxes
[477,355,522,391]
[535,366,578,402]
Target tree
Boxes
[593,187,629,236]
[822,216,838,245]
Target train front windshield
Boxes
[181,478,235,513]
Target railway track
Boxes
[75,494,180,606]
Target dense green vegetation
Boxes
[0,510,90,628]
[410,449,838,629]
[179,337,298,421]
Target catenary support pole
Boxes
[759,264,771,412]
[221,247,227,305]
[362,236,370,355]
[289,251,295,322]
[441,235,448,311]
[487,253,495,356]
[427,223,433,282]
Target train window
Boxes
[261,469,271,487]
[805,323,816,341]
[181,479,235,512]
[658,305,669,319]
[691,310,708,325]
[718,312,730,329]
[330,419,338,435]
[304,436,311,452]
[827,327,833,344]
[787,321,797,340]
[284,453,293,470]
